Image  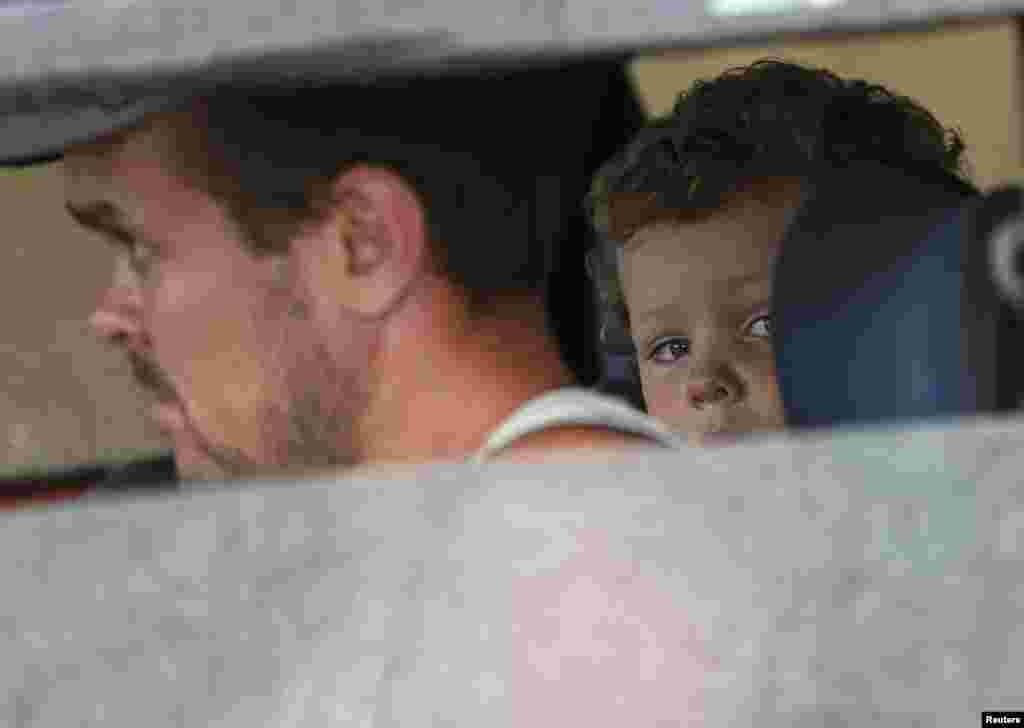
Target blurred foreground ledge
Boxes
[3,414,1023,726]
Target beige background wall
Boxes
[2,19,1022,474]
[0,167,165,474]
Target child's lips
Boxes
[700,431,742,447]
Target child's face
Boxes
[619,183,800,446]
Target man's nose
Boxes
[89,258,143,346]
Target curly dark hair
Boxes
[587,58,976,352]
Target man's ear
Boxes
[305,164,430,318]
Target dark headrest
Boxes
[773,161,1022,431]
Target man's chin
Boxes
[172,444,249,483]
[153,401,188,435]
[151,403,238,481]
[171,437,234,482]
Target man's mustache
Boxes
[128,351,177,402]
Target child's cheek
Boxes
[639,370,693,433]
[750,357,788,428]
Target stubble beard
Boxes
[129,349,248,481]
[187,330,368,481]
[130,281,369,481]
[274,332,367,473]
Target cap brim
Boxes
[0,91,188,166]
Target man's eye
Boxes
[746,314,773,338]
[648,337,690,364]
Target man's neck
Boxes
[356,288,577,464]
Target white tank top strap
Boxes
[472,387,679,463]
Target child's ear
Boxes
[301,164,430,318]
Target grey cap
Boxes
[0,0,1001,166]
[0,0,547,164]
[1,90,187,165]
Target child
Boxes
[587,59,975,446]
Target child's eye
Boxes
[648,336,690,364]
[746,314,773,338]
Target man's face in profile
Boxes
[62,113,370,481]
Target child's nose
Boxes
[686,377,735,410]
